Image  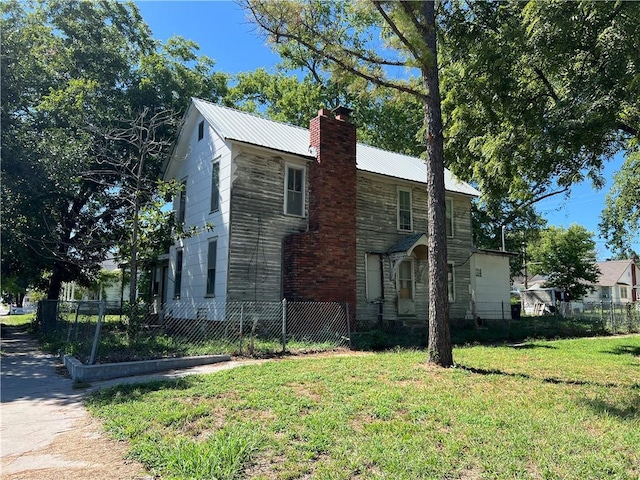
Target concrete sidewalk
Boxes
[0,325,260,479]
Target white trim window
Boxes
[210,160,220,213]
[365,253,383,302]
[620,286,628,299]
[285,164,305,216]
[447,262,455,302]
[445,198,454,237]
[397,187,412,231]
[174,249,183,299]
[177,178,187,224]
[206,239,217,297]
[198,120,205,141]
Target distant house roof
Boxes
[595,259,633,286]
[191,98,481,197]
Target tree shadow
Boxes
[508,343,558,350]
[603,345,640,357]
[87,376,198,406]
[580,397,640,420]
[458,365,621,388]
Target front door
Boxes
[397,259,415,316]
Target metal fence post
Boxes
[345,303,352,349]
[89,301,105,365]
[282,298,287,353]
[239,304,244,355]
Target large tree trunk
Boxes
[47,261,65,300]
[422,0,453,367]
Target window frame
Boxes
[620,286,628,299]
[198,120,204,141]
[397,187,413,232]
[174,249,183,300]
[365,253,383,302]
[210,158,220,213]
[284,163,305,217]
[177,178,187,224]
[206,239,217,297]
[445,197,454,237]
[397,258,415,300]
[447,262,455,303]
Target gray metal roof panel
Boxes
[193,98,480,197]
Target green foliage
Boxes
[0,0,227,299]
[527,225,601,300]
[440,1,640,208]
[599,150,640,255]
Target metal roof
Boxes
[193,98,481,197]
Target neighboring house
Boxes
[158,98,482,329]
[61,257,128,310]
[582,258,639,304]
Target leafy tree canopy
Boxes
[1,0,227,299]
[527,225,601,300]
[599,150,640,256]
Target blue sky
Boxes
[136,1,637,260]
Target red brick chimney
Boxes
[283,107,357,315]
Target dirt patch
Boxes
[2,415,152,480]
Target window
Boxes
[620,286,628,299]
[601,286,611,298]
[475,268,482,277]
[445,198,454,237]
[210,161,220,212]
[206,240,217,297]
[398,260,414,300]
[174,250,183,299]
[398,188,412,231]
[198,120,204,141]
[177,179,187,224]
[285,165,304,216]
[447,263,455,302]
[365,253,383,301]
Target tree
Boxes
[440,1,640,213]
[1,1,227,300]
[599,151,640,256]
[527,225,600,301]
[243,0,454,366]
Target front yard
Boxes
[87,335,640,479]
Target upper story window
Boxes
[397,187,412,231]
[285,164,305,216]
[446,198,454,237]
[177,178,187,224]
[210,160,220,212]
[198,120,204,141]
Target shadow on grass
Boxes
[507,343,558,350]
[603,345,640,357]
[458,365,622,389]
[87,376,199,406]
[580,397,640,420]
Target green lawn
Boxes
[87,335,640,480]
[0,313,35,326]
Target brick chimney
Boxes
[283,107,357,316]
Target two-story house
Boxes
[156,98,481,329]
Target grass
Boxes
[86,335,640,479]
[1,313,35,326]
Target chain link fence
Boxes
[37,299,351,365]
[450,300,640,344]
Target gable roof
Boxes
[596,260,633,286]
[191,98,480,197]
